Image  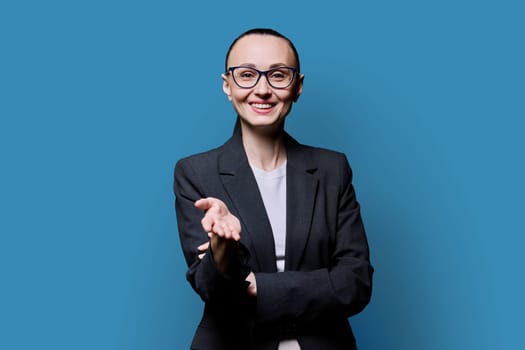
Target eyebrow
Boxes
[236,63,293,68]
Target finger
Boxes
[196,198,230,217]
[195,196,224,208]
[222,223,232,239]
[194,198,211,211]
[212,222,226,237]
[245,272,256,296]
[211,222,239,241]
[225,223,240,241]
[201,216,213,232]
[225,224,239,241]
[197,242,210,252]
[198,252,206,260]
[211,222,236,240]
[232,229,241,241]
[222,222,237,240]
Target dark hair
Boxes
[225,28,301,73]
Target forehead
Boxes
[228,34,296,68]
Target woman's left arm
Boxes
[253,155,373,324]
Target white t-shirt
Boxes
[251,161,301,350]
[250,162,287,272]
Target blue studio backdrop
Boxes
[1,0,523,349]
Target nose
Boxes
[254,73,272,95]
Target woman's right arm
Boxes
[174,159,251,302]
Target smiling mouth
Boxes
[250,103,274,109]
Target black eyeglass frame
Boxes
[227,66,298,89]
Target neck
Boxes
[240,123,287,171]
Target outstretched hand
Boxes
[195,197,241,273]
[195,197,241,241]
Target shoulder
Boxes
[286,134,351,169]
[286,136,354,188]
[173,144,229,196]
[175,145,223,172]
[175,128,242,173]
[300,143,348,163]
[305,144,352,180]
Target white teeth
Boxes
[252,103,272,109]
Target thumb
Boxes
[194,198,212,211]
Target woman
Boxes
[174,28,373,350]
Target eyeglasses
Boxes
[227,66,297,89]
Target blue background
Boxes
[1,0,523,349]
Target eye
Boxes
[236,68,257,80]
[269,69,290,81]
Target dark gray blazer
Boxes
[174,125,373,350]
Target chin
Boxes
[243,120,286,135]
[244,113,282,125]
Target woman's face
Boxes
[222,34,303,131]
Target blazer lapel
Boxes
[284,135,319,271]
[218,129,277,273]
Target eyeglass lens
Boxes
[232,67,294,88]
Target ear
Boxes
[222,73,232,101]
[293,74,304,102]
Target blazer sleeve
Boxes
[254,155,373,324]
[174,158,250,303]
